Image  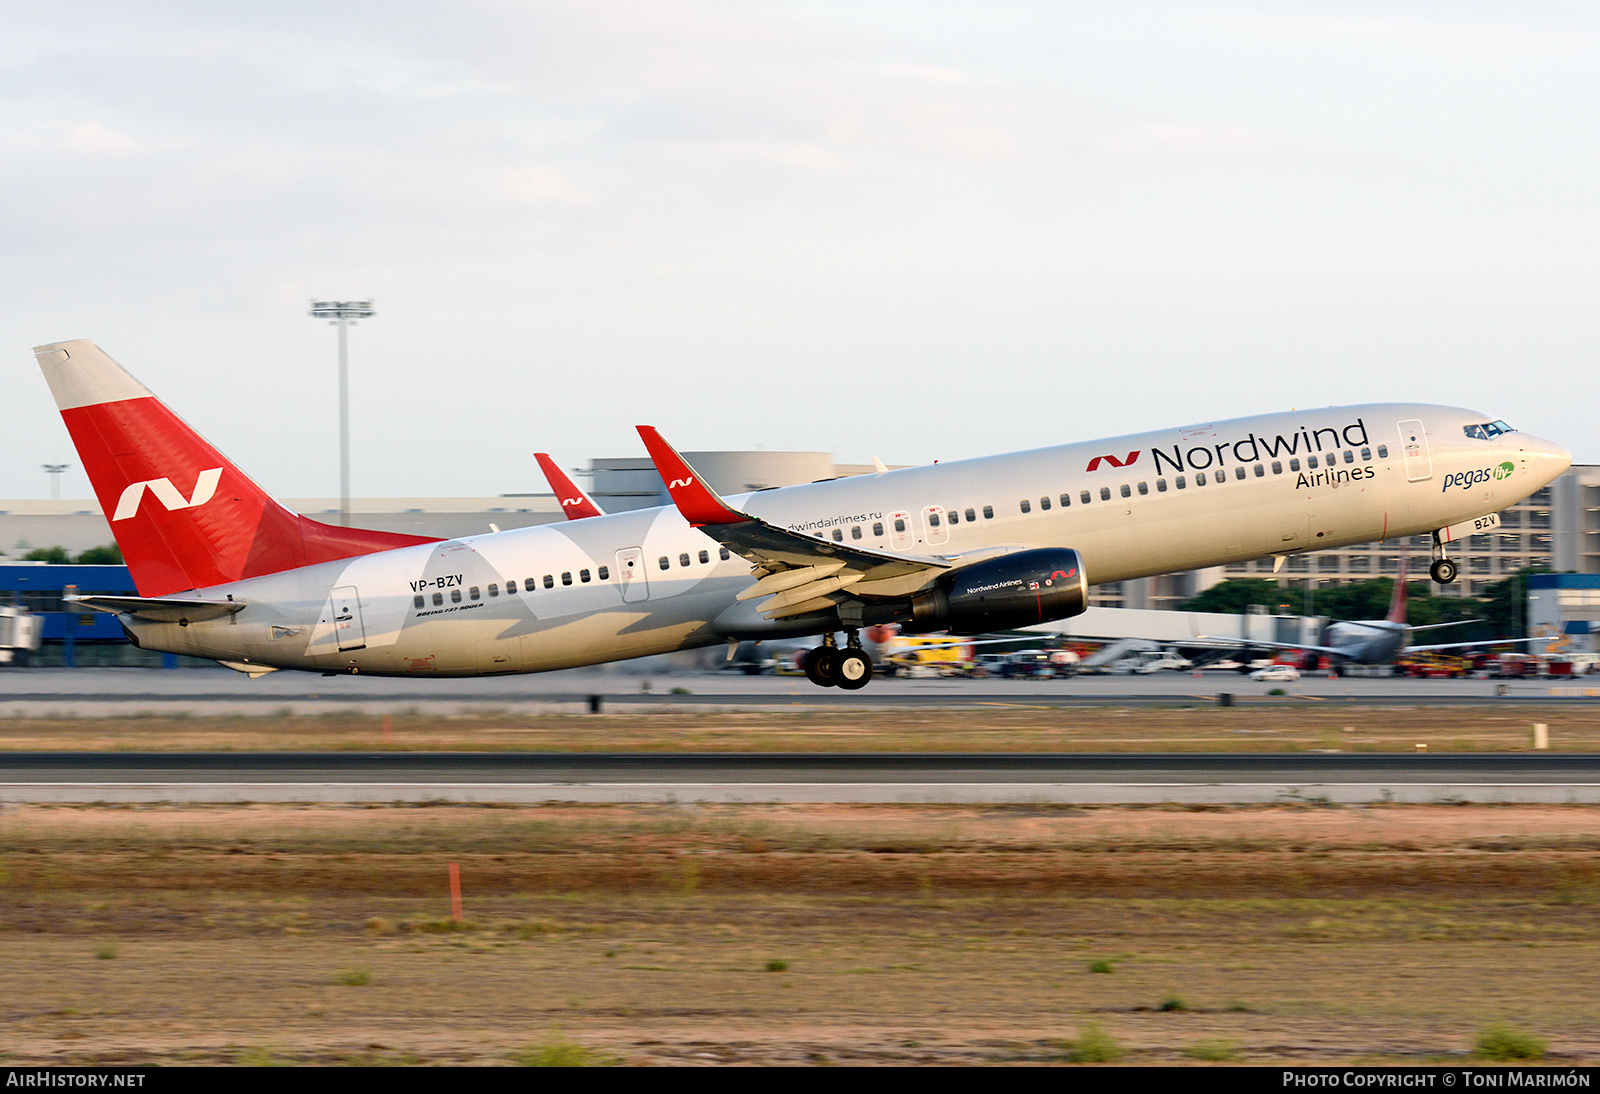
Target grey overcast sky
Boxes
[3,1,1597,501]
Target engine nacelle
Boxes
[910,548,1088,635]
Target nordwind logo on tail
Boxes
[112,468,223,521]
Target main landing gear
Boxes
[801,630,874,691]
[1429,531,1459,586]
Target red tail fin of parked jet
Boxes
[1385,554,1410,625]
[34,339,441,598]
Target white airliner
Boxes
[36,339,1571,690]
[1216,555,1549,671]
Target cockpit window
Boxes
[1464,420,1514,440]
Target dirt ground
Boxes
[0,704,1596,752]
[3,801,1598,1066]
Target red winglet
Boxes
[635,426,746,526]
[534,453,604,520]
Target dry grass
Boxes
[2,705,1599,753]
[2,801,1599,1065]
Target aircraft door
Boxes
[615,547,649,603]
[1398,419,1432,482]
[331,585,367,651]
[889,510,913,550]
[922,506,949,547]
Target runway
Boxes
[6,751,1600,804]
[2,666,1598,717]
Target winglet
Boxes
[534,453,604,520]
[635,426,746,526]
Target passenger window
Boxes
[719,547,730,560]
[451,588,462,603]
[1196,472,1207,486]
[1271,462,1282,475]
[544,574,554,588]
[851,526,862,539]
[1081,490,1092,504]
[413,595,424,609]
[525,577,536,591]
[1118,484,1130,498]
[831,528,843,542]
[1060,493,1072,507]
[929,511,943,527]
[679,553,691,568]
[1308,456,1319,469]
[1156,479,1167,492]
[982,505,993,519]
[488,583,498,597]
[1235,466,1246,480]
[598,566,609,580]
[432,592,443,606]
[561,572,572,586]
[507,579,518,593]
[1175,475,1186,489]
[1136,482,1148,495]
[1343,450,1354,464]
[469,586,480,600]
[947,511,958,525]
[658,556,670,571]
[1289,459,1300,472]
[1361,447,1371,461]
[1377,444,1389,458]
[700,549,710,563]
[1099,487,1110,501]
[1019,499,1031,514]
[1040,496,1051,510]
[580,569,590,583]
[894,518,907,533]
[964,509,975,522]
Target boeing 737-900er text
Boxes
[35,339,1572,690]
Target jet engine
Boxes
[909,548,1088,635]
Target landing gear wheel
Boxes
[802,647,838,687]
[1430,558,1458,585]
[834,650,873,691]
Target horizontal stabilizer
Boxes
[66,595,247,623]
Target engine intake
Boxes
[910,548,1088,635]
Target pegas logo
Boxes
[1442,461,1514,493]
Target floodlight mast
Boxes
[42,464,69,501]
[308,300,375,526]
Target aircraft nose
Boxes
[1520,434,1572,481]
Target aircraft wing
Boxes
[637,426,952,618]
[534,453,605,520]
[66,595,247,623]
[1195,634,1349,658]
[1407,636,1556,654]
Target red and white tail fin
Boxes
[1385,553,1410,625]
[35,339,440,598]
[534,453,604,520]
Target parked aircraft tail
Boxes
[1385,553,1410,625]
[34,339,440,598]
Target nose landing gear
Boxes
[1429,531,1459,585]
[802,630,874,690]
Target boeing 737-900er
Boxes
[35,339,1572,690]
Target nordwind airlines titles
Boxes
[34,339,1571,690]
